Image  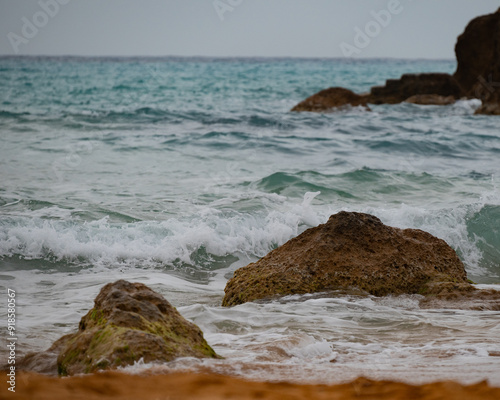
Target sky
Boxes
[0,0,499,58]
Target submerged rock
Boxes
[291,8,500,114]
[222,212,471,306]
[21,280,219,376]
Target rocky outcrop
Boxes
[453,8,500,96]
[21,280,219,376]
[291,8,500,114]
[291,74,463,112]
[453,8,500,115]
[222,212,471,306]
[368,73,462,105]
[290,87,370,112]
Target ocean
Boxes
[1,56,499,385]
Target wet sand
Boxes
[8,371,500,400]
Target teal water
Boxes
[1,57,499,384]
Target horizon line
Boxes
[0,54,456,62]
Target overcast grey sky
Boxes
[0,0,498,58]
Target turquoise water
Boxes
[1,57,499,384]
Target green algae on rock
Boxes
[51,280,219,375]
[222,212,471,307]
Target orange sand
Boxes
[5,371,500,400]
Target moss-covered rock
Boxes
[222,212,472,306]
[51,280,218,375]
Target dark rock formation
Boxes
[290,87,370,112]
[222,212,471,306]
[368,73,462,104]
[20,280,219,376]
[291,8,500,114]
[454,8,500,96]
[454,7,500,115]
[379,74,460,103]
[291,74,464,112]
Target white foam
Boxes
[288,337,335,362]
[122,294,500,385]
[0,192,326,270]
[5,265,499,386]
[1,188,497,282]
[451,98,482,114]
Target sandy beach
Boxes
[8,371,500,400]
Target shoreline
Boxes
[10,370,500,400]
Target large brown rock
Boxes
[222,212,471,306]
[21,280,219,376]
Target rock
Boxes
[476,99,500,115]
[453,8,500,95]
[420,284,500,310]
[404,94,456,106]
[453,7,500,115]
[290,87,370,112]
[290,74,463,112]
[291,8,500,114]
[22,280,219,376]
[368,73,462,104]
[222,212,470,306]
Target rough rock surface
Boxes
[291,8,500,114]
[454,8,500,96]
[291,74,463,112]
[404,94,457,106]
[457,8,500,115]
[222,212,470,306]
[290,87,370,112]
[476,99,500,115]
[368,73,462,105]
[21,280,218,376]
